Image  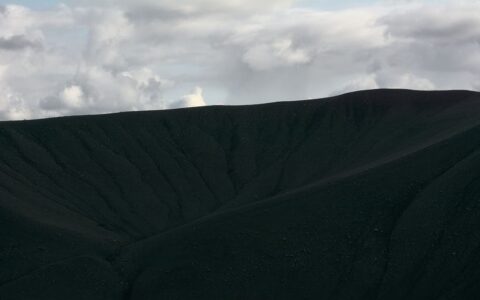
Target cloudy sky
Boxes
[0,0,479,120]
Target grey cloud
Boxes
[39,96,63,111]
[0,35,40,50]
[379,4,480,43]
[125,5,190,22]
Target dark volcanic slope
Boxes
[2,89,480,299]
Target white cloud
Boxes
[169,87,206,109]
[60,85,86,109]
[40,65,172,116]
[0,85,31,120]
[182,87,206,107]
[0,5,35,37]
[80,8,134,69]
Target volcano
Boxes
[1,89,480,299]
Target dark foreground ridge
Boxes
[1,89,480,299]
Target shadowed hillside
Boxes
[2,89,480,299]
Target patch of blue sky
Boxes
[0,0,62,10]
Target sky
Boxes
[0,0,479,120]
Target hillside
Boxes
[1,89,480,299]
